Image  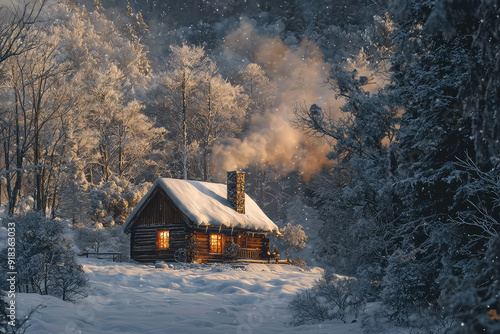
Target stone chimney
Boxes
[227,171,245,214]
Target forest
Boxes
[0,0,499,333]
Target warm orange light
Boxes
[489,309,500,320]
[157,230,169,249]
[210,234,223,253]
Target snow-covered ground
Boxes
[18,258,363,334]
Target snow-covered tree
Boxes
[0,1,158,215]
[381,250,431,324]
[274,222,307,261]
[423,0,500,166]
[0,26,72,215]
[382,0,478,323]
[160,43,213,179]
[271,0,306,39]
[447,236,500,333]
[295,55,398,279]
[193,68,247,180]
[181,21,218,52]
[234,63,277,124]
[0,211,90,302]
[0,0,47,66]
[87,177,150,227]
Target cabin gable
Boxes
[126,186,189,231]
[127,186,195,262]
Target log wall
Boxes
[192,230,269,262]
[130,225,187,262]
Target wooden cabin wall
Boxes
[192,231,212,261]
[192,231,270,261]
[130,224,187,262]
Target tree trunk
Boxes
[9,102,24,215]
[118,144,123,176]
[34,107,42,212]
[101,149,110,182]
[118,126,124,176]
[203,80,212,182]
[86,165,93,184]
[3,137,12,208]
[182,71,188,180]
[182,120,187,180]
[203,150,208,181]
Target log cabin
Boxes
[123,171,280,263]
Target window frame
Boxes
[209,233,223,254]
[156,230,170,249]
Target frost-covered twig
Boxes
[0,165,51,178]
[456,201,499,239]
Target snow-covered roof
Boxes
[123,178,279,234]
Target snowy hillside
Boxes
[18,259,363,334]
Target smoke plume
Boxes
[213,19,337,180]
[212,111,331,180]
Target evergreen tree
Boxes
[272,0,306,38]
[295,58,399,278]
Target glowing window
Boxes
[157,230,169,249]
[210,234,223,253]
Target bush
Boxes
[288,289,330,326]
[381,250,429,324]
[317,273,367,323]
[223,241,240,260]
[447,236,500,333]
[288,272,367,326]
[75,226,108,253]
[291,256,307,268]
[186,234,198,262]
[0,211,90,302]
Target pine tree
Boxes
[382,0,477,321]
[295,56,399,278]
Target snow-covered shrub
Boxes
[288,272,367,326]
[52,252,91,302]
[446,236,500,333]
[223,241,240,261]
[0,211,90,302]
[186,234,198,263]
[381,250,430,324]
[291,256,307,268]
[316,273,367,323]
[108,225,130,262]
[288,289,330,327]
